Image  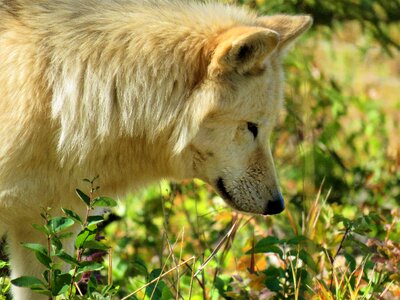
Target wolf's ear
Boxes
[257,15,312,51]
[208,26,280,76]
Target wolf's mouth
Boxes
[216,177,233,202]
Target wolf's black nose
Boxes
[264,193,285,215]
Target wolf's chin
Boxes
[216,177,233,202]
[215,177,244,212]
[215,177,265,215]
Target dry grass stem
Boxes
[194,217,241,277]
[121,256,195,300]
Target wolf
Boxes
[0,0,312,298]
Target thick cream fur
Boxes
[0,0,311,298]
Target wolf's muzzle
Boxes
[264,193,285,215]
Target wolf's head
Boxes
[46,1,311,213]
[175,15,312,215]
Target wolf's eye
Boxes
[247,122,258,139]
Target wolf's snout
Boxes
[264,193,285,215]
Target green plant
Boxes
[0,260,10,300]
[10,177,119,299]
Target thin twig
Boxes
[181,261,205,289]
[329,227,350,291]
[149,249,174,299]
[108,248,113,285]
[188,256,196,300]
[44,211,52,297]
[194,218,240,277]
[74,282,83,296]
[68,184,94,299]
[378,281,394,299]
[121,256,195,300]
[213,214,245,285]
[176,227,184,299]
[149,228,186,300]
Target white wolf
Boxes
[0,0,312,298]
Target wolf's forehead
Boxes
[234,81,283,119]
[231,105,280,123]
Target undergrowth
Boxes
[2,179,397,299]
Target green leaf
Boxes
[86,224,97,231]
[251,245,283,257]
[214,276,226,296]
[56,284,70,296]
[62,208,83,224]
[285,236,308,245]
[93,196,117,207]
[11,276,45,288]
[87,276,99,293]
[87,215,104,227]
[75,230,90,249]
[30,288,52,297]
[160,285,174,300]
[32,224,50,235]
[35,251,52,268]
[51,236,63,251]
[256,236,280,246]
[353,217,373,234]
[43,270,50,283]
[76,189,91,206]
[246,237,282,256]
[333,215,352,228]
[299,249,318,273]
[344,237,371,254]
[132,256,148,276]
[55,251,79,266]
[264,267,284,292]
[48,217,74,233]
[0,260,9,268]
[57,231,74,240]
[52,273,72,296]
[344,253,356,272]
[145,269,165,300]
[100,284,119,296]
[75,227,97,249]
[82,240,109,251]
[76,262,104,274]
[22,243,52,268]
[23,243,47,255]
